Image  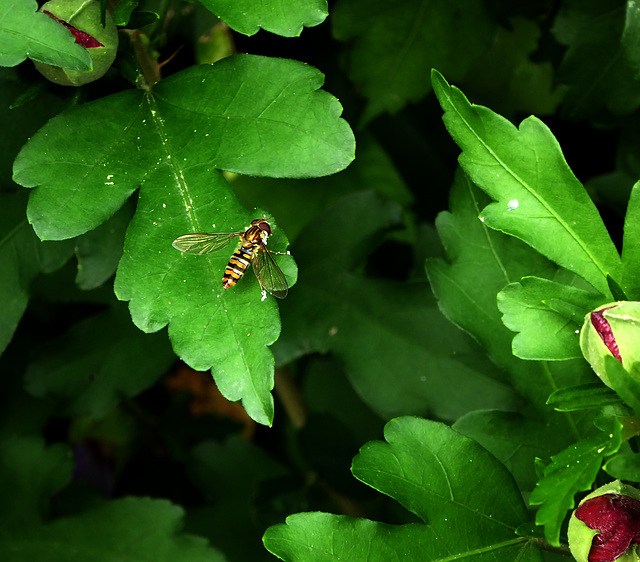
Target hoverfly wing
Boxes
[253,246,288,298]
[172,232,240,255]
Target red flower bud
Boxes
[575,494,640,561]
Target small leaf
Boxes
[264,417,541,561]
[199,0,328,37]
[497,276,606,361]
[530,415,622,546]
[0,0,92,70]
[431,70,622,295]
[602,358,640,417]
[547,383,621,412]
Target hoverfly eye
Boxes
[258,222,272,235]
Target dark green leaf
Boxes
[0,193,73,355]
[431,70,622,295]
[553,0,640,119]
[454,411,581,491]
[604,452,640,481]
[0,497,227,561]
[547,383,621,412]
[198,0,328,37]
[264,417,542,561]
[333,0,494,123]
[529,415,622,546]
[0,0,92,70]
[276,190,520,421]
[497,276,606,361]
[0,437,72,530]
[24,305,175,418]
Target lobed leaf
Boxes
[432,70,622,295]
[198,0,327,37]
[13,54,355,425]
[264,417,541,561]
[530,415,622,546]
[497,276,606,361]
[0,0,92,70]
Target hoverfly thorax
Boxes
[172,217,288,299]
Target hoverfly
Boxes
[172,218,289,299]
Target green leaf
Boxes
[602,358,640,417]
[0,497,226,561]
[13,55,355,240]
[276,190,520,421]
[547,383,621,412]
[0,437,72,530]
[604,452,640,481]
[13,55,355,425]
[529,415,622,546]
[0,0,92,70]
[74,202,133,290]
[332,0,494,124]
[188,437,290,560]
[497,276,606,361]
[454,411,582,491]
[198,0,327,37]
[553,0,640,119]
[0,193,73,356]
[431,70,622,295]
[622,181,640,299]
[264,417,541,561]
[426,171,591,410]
[24,304,175,418]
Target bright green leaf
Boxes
[497,276,605,361]
[264,417,541,561]
[432,70,622,296]
[0,0,92,70]
[276,190,520,421]
[530,415,622,546]
[547,383,621,412]
[622,181,640,299]
[13,54,354,425]
[333,0,494,124]
[24,304,175,418]
[198,0,327,37]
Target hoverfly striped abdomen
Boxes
[223,244,256,289]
